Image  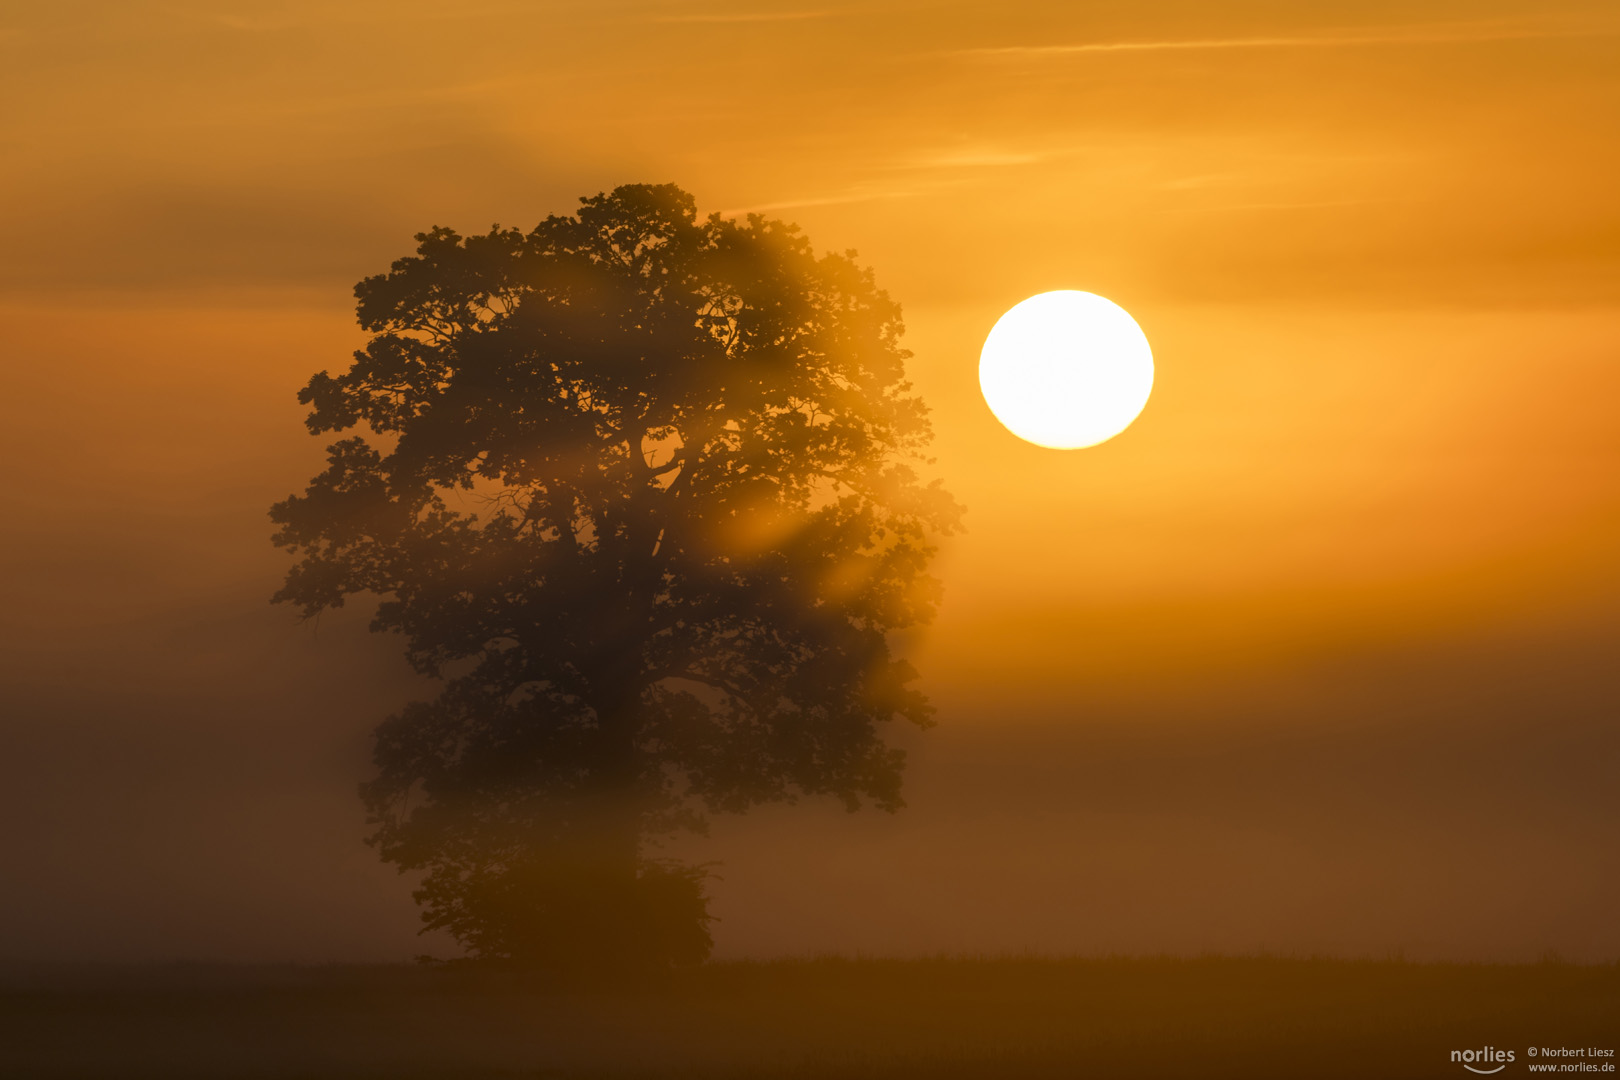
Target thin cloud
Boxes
[900,150,1047,170]
[165,77,526,124]
[1158,173,1251,191]
[959,21,1620,59]
[653,10,833,24]
[187,3,559,32]
[1159,197,1406,214]
[718,188,917,216]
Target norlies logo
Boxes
[1453,1047,1516,1074]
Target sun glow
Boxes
[979,291,1154,450]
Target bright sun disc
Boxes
[979,290,1154,450]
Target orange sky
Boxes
[2,0,1618,963]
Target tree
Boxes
[269,183,960,970]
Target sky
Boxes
[2,0,1618,963]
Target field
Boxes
[1,956,1614,1078]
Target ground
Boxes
[1,956,1614,1078]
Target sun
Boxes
[979,291,1154,450]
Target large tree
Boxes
[270,184,960,969]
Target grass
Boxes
[1,955,1614,1078]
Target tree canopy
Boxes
[270,183,960,969]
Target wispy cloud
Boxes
[652,9,832,24]
[1157,173,1250,191]
[186,3,553,33]
[1159,197,1405,214]
[718,187,917,216]
[898,149,1047,170]
[958,21,1620,59]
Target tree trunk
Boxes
[563,656,650,973]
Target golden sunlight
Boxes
[978,291,1154,449]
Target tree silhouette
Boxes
[270,184,960,970]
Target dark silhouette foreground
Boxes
[5,957,1615,1077]
[271,184,959,969]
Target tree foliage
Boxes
[270,183,960,968]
